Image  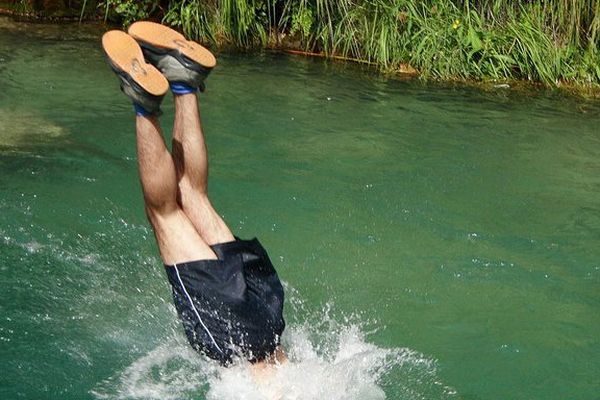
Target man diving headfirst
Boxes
[101,22,287,373]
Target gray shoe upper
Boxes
[140,45,212,91]
[117,73,164,115]
[104,55,165,115]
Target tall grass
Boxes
[163,0,270,46]
[115,0,600,87]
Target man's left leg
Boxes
[171,92,288,369]
[169,81,289,369]
[171,92,235,245]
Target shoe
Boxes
[128,21,216,92]
[102,30,169,115]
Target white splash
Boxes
[92,342,211,400]
[207,324,403,400]
[92,302,448,400]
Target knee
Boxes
[144,202,178,224]
[178,179,209,205]
[178,176,207,197]
[144,205,160,224]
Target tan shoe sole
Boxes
[101,30,169,96]
[128,21,216,69]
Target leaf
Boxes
[493,54,516,65]
[467,26,482,52]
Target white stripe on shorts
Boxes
[173,263,223,354]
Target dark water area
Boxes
[1,16,599,400]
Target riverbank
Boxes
[2,0,599,97]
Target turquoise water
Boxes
[1,17,599,400]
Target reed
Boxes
[105,0,600,87]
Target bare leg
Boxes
[171,93,235,245]
[136,115,217,264]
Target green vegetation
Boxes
[4,0,600,89]
[1,1,99,20]
[122,0,600,89]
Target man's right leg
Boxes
[135,114,217,264]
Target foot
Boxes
[102,30,169,115]
[128,21,217,92]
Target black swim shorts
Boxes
[164,237,285,366]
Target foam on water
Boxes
[92,300,448,400]
[208,324,403,400]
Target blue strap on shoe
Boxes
[133,102,152,117]
[170,82,197,95]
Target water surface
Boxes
[0,17,599,400]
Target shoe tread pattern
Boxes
[128,21,217,69]
[102,30,168,96]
